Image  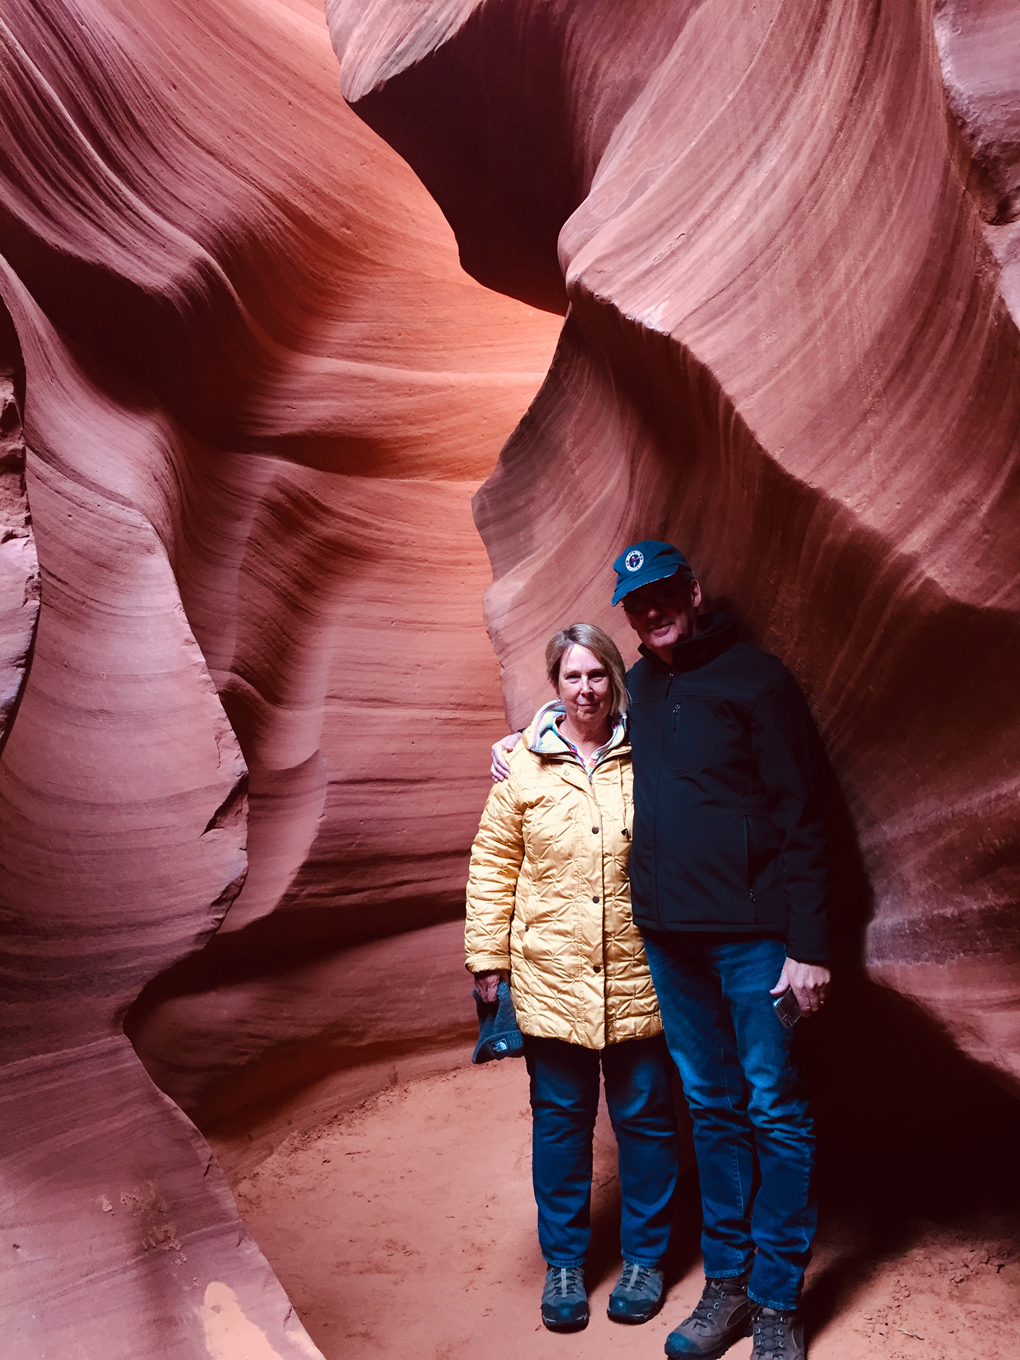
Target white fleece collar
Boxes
[527,700,628,770]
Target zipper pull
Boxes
[672,701,682,731]
[665,670,675,696]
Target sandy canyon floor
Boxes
[221,1058,1019,1360]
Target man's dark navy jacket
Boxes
[626,613,829,963]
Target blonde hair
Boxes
[545,623,628,719]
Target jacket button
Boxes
[593,964,602,973]
[592,826,599,834]
[592,895,600,903]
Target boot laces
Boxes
[687,1277,742,1333]
[753,1309,796,1356]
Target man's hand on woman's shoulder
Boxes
[490,732,521,782]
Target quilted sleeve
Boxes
[464,769,525,974]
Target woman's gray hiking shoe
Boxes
[607,1260,665,1323]
[664,1272,755,1357]
[751,1308,806,1359]
[541,1265,589,1330]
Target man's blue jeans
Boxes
[523,1034,679,1268]
[641,933,816,1311]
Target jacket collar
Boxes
[526,699,629,770]
[639,612,736,674]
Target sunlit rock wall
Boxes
[0,1,557,1356]
[328,0,1020,1094]
[4,0,1020,1355]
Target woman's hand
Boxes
[490,733,521,782]
[473,970,507,1004]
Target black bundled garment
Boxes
[472,979,525,1063]
[626,613,830,964]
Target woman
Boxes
[465,623,678,1332]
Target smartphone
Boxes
[773,987,802,1029]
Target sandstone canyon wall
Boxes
[329,0,1020,1094]
[0,1,557,1356]
[3,1,1020,1358]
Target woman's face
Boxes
[556,645,612,728]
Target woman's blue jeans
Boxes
[640,933,816,1311]
[523,1033,679,1268]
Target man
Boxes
[492,541,830,1360]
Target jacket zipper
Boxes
[744,817,756,907]
[652,671,675,928]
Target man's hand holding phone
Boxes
[770,958,831,1019]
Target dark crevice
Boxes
[0,296,38,764]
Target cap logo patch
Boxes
[625,549,644,572]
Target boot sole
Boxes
[663,1319,753,1359]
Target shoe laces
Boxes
[753,1309,796,1356]
[621,1261,657,1292]
[550,1266,585,1297]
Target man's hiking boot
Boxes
[541,1265,589,1330]
[607,1259,665,1323]
[664,1271,755,1357]
[751,1307,806,1359]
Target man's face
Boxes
[622,573,702,659]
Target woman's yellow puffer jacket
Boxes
[464,704,662,1049]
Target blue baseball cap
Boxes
[611,540,692,606]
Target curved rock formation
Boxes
[0,1,556,1356]
[328,0,1020,1094]
[936,0,1020,321]
[5,0,1020,1355]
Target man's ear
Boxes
[690,579,702,609]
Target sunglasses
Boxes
[621,580,692,615]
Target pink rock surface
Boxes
[936,0,1020,321]
[0,0,556,1355]
[328,0,1020,1094]
[4,0,1020,1354]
